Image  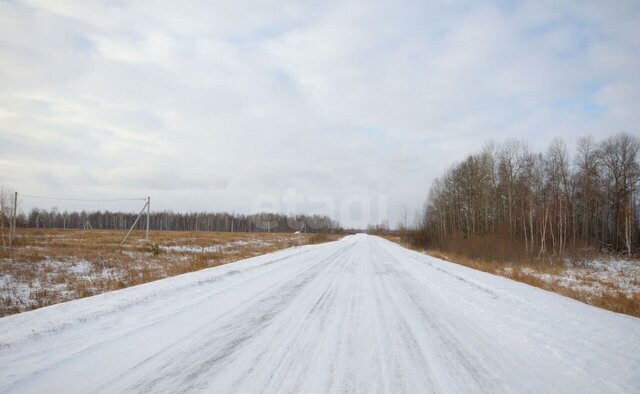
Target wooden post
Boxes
[145,196,150,241]
[11,191,17,241]
[121,200,149,246]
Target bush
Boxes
[149,244,161,256]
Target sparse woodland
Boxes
[412,133,640,261]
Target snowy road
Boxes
[1,234,639,393]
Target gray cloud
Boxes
[1,0,639,227]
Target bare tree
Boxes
[416,134,640,259]
[498,140,529,238]
[574,136,601,245]
[545,139,572,255]
[0,186,15,250]
[599,133,640,255]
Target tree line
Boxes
[414,133,640,258]
[14,209,341,234]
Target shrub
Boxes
[149,244,161,256]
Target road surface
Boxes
[0,234,639,393]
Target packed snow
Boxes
[0,234,638,393]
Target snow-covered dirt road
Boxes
[1,234,639,393]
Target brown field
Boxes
[0,228,340,317]
[384,236,640,318]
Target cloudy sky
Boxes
[1,0,639,228]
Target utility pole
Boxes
[11,191,17,241]
[146,196,150,241]
[121,199,149,246]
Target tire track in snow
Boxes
[121,243,354,393]
[373,241,498,392]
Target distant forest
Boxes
[412,132,640,258]
[15,210,341,234]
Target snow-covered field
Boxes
[523,259,640,296]
[0,234,639,393]
[491,257,640,308]
[0,230,319,316]
[159,239,274,253]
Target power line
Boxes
[20,194,146,202]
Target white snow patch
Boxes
[514,258,640,297]
[160,245,222,253]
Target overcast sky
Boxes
[1,0,639,228]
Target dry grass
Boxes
[395,242,640,318]
[0,228,340,317]
[307,233,332,244]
